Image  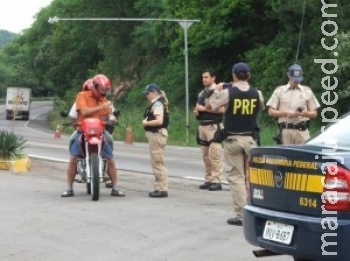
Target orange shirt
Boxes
[75,91,111,127]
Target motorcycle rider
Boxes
[61,74,125,197]
[69,79,118,130]
[68,78,117,187]
[68,79,93,121]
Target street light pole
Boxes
[48,16,199,144]
[178,21,193,144]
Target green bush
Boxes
[0,130,27,160]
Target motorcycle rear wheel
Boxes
[90,153,100,201]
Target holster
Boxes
[196,129,210,146]
[252,126,261,146]
[213,129,226,143]
[273,124,283,144]
[273,133,283,144]
[211,123,226,143]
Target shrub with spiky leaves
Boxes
[0,130,27,160]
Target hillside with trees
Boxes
[0,30,16,49]
[0,0,348,144]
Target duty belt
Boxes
[199,121,221,126]
[146,128,163,133]
[279,121,308,131]
[226,132,252,137]
[225,132,253,142]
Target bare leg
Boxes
[61,156,78,197]
[67,156,78,188]
[107,159,125,197]
[107,159,117,186]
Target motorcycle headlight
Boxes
[88,128,98,135]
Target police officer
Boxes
[193,69,224,191]
[266,64,320,144]
[206,62,264,226]
[142,84,169,198]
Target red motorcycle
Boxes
[78,118,107,200]
[62,110,119,201]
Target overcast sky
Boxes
[0,0,53,33]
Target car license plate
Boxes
[262,220,294,245]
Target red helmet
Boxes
[82,79,93,91]
[92,74,112,96]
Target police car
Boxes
[243,113,350,261]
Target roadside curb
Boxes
[0,155,31,173]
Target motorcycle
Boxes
[61,110,120,201]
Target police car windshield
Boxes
[307,113,350,148]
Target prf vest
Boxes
[143,97,169,131]
[196,89,223,122]
[224,85,259,133]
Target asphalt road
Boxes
[0,101,293,261]
[0,160,292,261]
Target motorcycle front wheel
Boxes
[90,153,100,201]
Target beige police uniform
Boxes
[210,81,264,220]
[145,96,168,192]
[197,84,223,184]
[266,84,320,144]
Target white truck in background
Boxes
[6,87,31,120]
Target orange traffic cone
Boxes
[125,126,133,144]
[54,124,62,139]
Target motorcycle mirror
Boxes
[60,110,69,118]
[113,109,121,117]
